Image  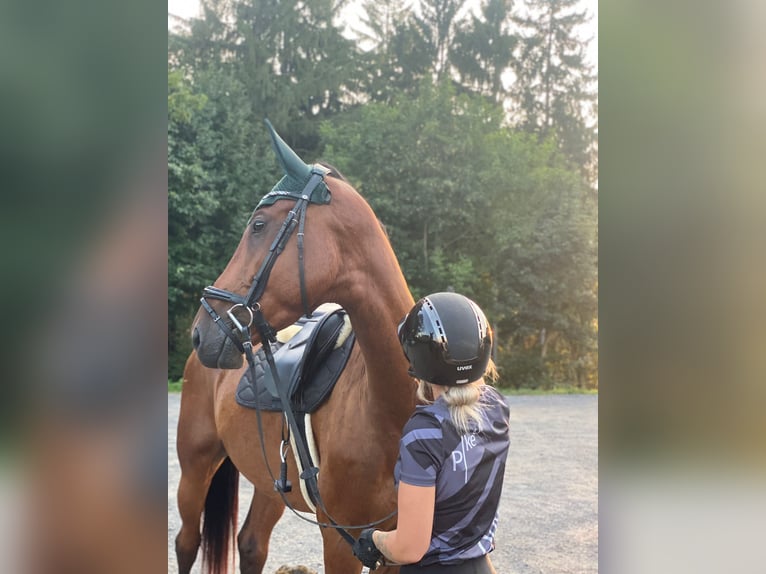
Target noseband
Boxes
[200,165,328,351]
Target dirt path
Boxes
[168,393,597,573]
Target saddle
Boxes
[235,304,355,414]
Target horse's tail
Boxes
[201,457,239,574]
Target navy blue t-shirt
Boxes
[394,386,510,566]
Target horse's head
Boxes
[192,121,358,369]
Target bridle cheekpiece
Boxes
[200,163,330,353]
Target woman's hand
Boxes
[352,528,383,570]
[371,483,435,565]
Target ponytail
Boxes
[416,359,499,435]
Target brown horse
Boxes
[175,128,417,573]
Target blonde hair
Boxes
[416,359,499,435]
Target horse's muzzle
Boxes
[192,319,244,370]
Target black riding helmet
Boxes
[398,292,492,386]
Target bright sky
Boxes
[168,0,598,68]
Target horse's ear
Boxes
[264,119,311,182]
[259,118,331,207]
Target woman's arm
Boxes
[372,482,435,564]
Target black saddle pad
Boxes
[235,307,355,413]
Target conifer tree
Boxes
[231,0,359,147]
[511,0,596,170]
[452,0,518,102]
[357,0,416,101]
[412,0,471,81]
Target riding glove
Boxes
[352,528,383,570]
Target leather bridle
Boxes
[197,165,395,550]
[199,165,327,351]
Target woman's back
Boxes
[395,386,510,566]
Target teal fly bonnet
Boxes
[257,119,331,209]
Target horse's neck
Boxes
[340,256,416,424]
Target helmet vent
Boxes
[468,301,487,338]
[400,292,491,386]
[424,297,447,343]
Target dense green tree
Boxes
[411,0,471,81]
[451,0,518,102]
[484,134,597,387]
[170,0,360,153]
[167,66,273,377]
[320,81,597,387]
[384,16,436,95]
[356,0,422,101]
[356,0,518,106]
[511,0,596,170]
[356,0,476,87]
[231,0,360,150]
[320,81,502,298]
[168,69,211,377]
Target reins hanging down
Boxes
[199,163,396,547]
[241,329,395,546]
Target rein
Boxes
[199,166,396,546]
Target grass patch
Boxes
[168,379,183,393]
[496,384,597,395]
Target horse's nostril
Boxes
[192,327,201,350]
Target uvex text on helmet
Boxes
[397,292,492,386]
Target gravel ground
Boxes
[168,393,597,573]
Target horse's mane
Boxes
[317,162,348,182]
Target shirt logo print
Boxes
[450,433,478,483]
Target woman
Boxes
[353,292,511,573]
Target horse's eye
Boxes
[252,219,266,234]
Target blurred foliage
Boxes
[168,0,597,388]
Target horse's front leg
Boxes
[319,527,363,574]
[237,488,285,573]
